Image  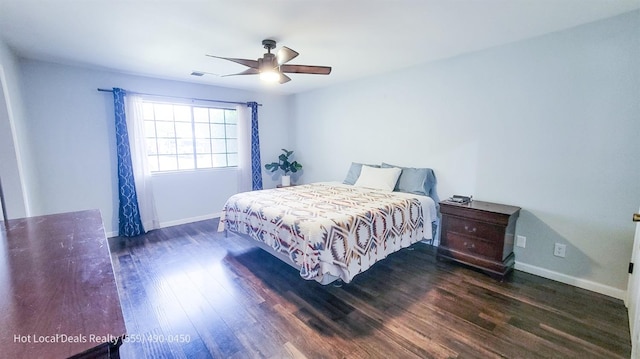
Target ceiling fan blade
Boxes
[221,68,260,77]
[276,46,299,65]
[279,73,292,84]
[206,55,259,69]
[280,64,332,75]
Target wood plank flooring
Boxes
[109,219,631,358]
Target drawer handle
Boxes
[464,242,476,249]
[464,225,477,233]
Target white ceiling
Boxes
[1,0,639,94]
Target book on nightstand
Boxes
[445,195,472,204]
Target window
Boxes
[143,101,238,172]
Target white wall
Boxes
[18,60,291,235]
[291,11,640,296]
[0,38,30,219]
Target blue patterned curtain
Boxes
[113,88,145,237]
[248,102,263,190]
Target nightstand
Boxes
[437,200,520,280]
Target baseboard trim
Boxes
[106,213,222,238]
[515,261,626,301]
[158,212,222,229]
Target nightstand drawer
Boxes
[444,232,500,259]
[445,216,504,243]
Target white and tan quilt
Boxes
[219,182,437,284]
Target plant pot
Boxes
[281,175,291,187]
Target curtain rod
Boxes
[97,88,262,106]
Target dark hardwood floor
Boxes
[109,219,631,358]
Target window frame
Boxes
[141,98,239,173]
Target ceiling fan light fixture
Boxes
[259,69,281,83]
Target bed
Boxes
[218,163,439,285]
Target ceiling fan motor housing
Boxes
[259,53,278,71]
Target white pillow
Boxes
[353,165,402,192]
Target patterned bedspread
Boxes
[219,183,432,283]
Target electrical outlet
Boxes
[554,243,566,258]
[516,235,526,248]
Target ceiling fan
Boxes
[205,39,332,84]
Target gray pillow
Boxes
[343,162,380,185]
[381,163,437,198]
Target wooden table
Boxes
[0,210,126,358]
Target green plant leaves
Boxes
[264,148,302,175]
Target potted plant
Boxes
[265,148,302,186]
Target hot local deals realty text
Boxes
[14,334,120,344]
